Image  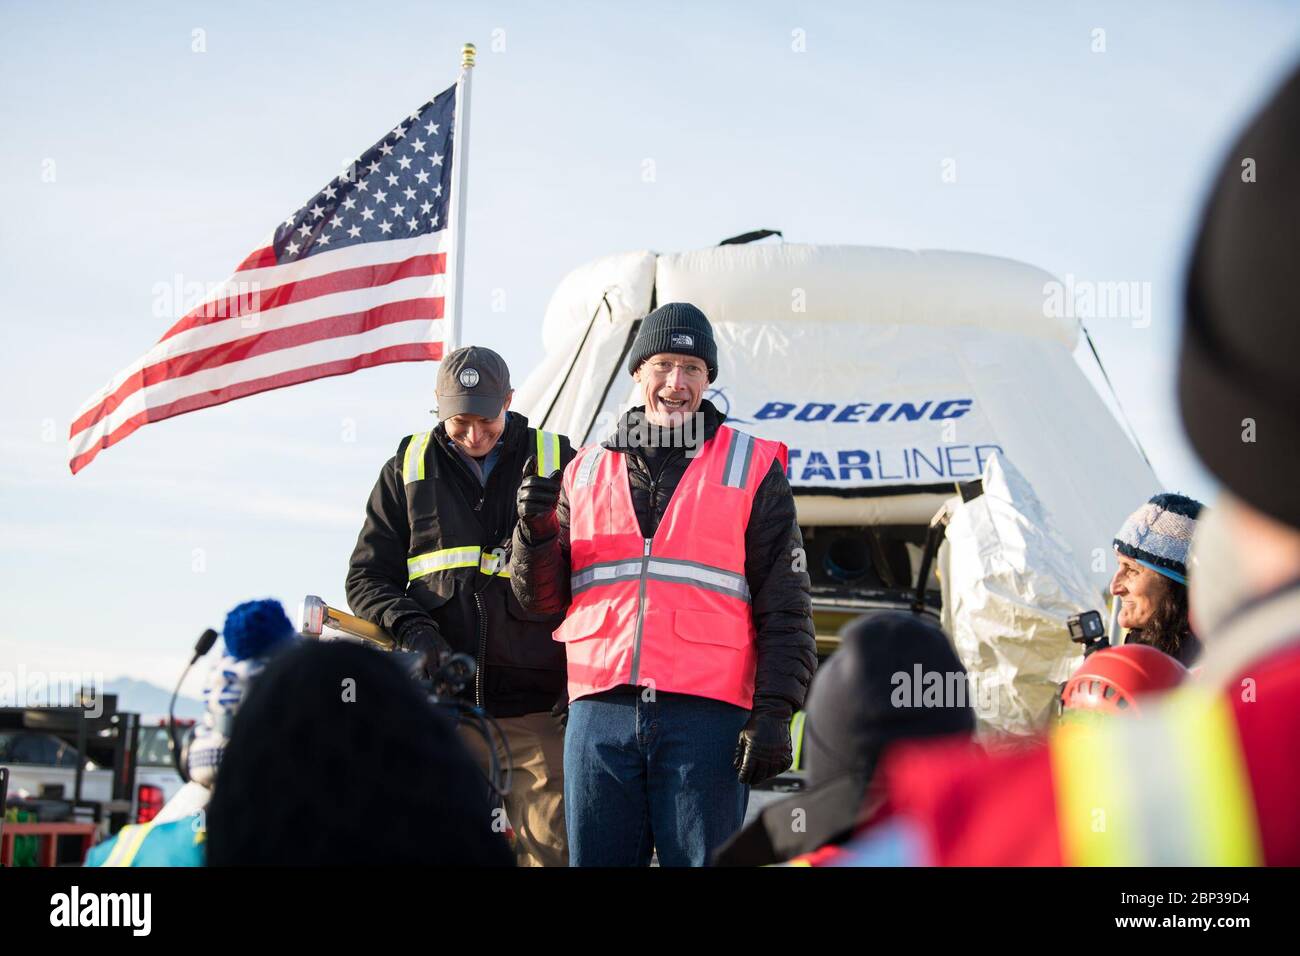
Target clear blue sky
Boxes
[3,1,1298,691]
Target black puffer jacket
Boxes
[510,400,817,715]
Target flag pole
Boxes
[446,41,476,356]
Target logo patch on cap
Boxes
[670,332,694,349]
[458,368,480,388]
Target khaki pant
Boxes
[459,710,568,867]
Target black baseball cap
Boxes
[435,346,512,420]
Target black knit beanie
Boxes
[627,302,719,382]
[803,611,976,789]
[1180,62,1300,528]
[206,639,513,866]
[712,610,976,866]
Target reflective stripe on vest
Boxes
[408,546,511,580]
[402,431,434,484]
[404,429,560,484]
[536,430,562,477]
[1050,688,1263,866]
[790,710,807,772]
[571,556,750,601]
[402,429,559,582]
[104,822,157,867]
[721,428,755,488]
[574,447,605,488]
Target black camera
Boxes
[1066,610,1109,657]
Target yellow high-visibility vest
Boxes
[402,428,564,582]
[1050,688,1263,866]
[402,429,562,484]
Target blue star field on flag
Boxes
[272,85,456,264]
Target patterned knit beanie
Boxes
[188,599,296,788]
[1113,493,1205,585]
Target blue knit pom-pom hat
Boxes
[222,599,295,661]
[1113,493,1205,585]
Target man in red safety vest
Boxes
[509,302,818,866]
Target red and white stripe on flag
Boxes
[67,231,447,474]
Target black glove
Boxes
[733,702,793,786]
[517,456,563,541]
[395,619,453,678]
[550,686,570,728]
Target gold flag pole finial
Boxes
[446,42,477,352]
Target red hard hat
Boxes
[1060,643,1188,716]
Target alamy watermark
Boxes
[584,406,709,456]
[152,273,263,326]
[891,665,999,720]
[0,666,104,718]
[50,886,151,936]
[1042,274,1151,328]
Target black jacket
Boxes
[510,400,817,715]
[346,411,575,718]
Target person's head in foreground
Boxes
[206,638,514,866]
[801,611,977,790]
[1110,493,1204,665]
[713,611,975,866]
[1177,58,1300,646]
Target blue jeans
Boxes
[565,688,750,866]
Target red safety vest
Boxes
[556,424,787,709]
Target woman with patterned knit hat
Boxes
[1110,493,1205,665]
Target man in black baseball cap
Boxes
[346,345,576,866]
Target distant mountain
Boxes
[103,678,204,720]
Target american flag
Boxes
[68,84,459,474]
